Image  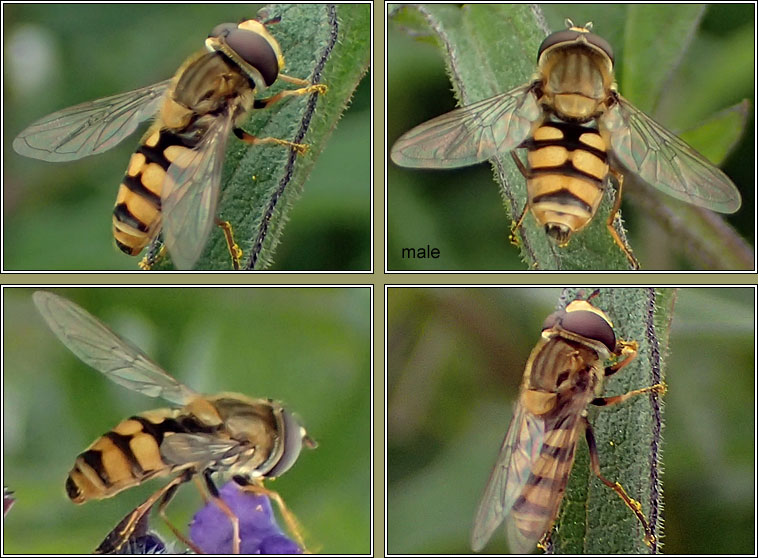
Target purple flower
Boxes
[189,482,302,554]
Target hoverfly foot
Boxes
[215,219,242,270]
[291,142,309,155]
[139,245,166,271]
[508,227,521,247]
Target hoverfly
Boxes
[391,20,742,268]
[470,291,665,553]
[14,16,326,270]
[33,291,316,553]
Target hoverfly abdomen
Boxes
[112,120,210,255]
[66,409,189,503]
[525,121,609,243]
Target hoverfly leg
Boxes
[193,474,210,505]
[510,150,528,178]
[241,481,310,553]
[214,218,242,270]
[277,73,315,87]
[233,128,309,155]
[95,471,193,554]
[201,471,241,554]
[156,472,203,554]
[591,381,666,407]
[509,152,530,246]
[238,80,326,157]
[604,339,639,376]
[606,168,640,269]
[254,82,327,109]
[582,417,656,547]
[138,240,166,270]
[509,202,529,246]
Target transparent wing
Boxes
[390,83,542,169]
[33,291,198,405]
[471,400,546,552]
[604,94,742,213]
[504,412,581,554]
[161,110,234,270]
[13,79,171,162]
[160,432,246,468]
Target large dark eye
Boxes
[560,310,616,352]
[537,29,614,64]
[266,410,304,478]
[225,28,279,86]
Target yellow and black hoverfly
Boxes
[470,290,665,553]
[33,291,316,553]
[391,20,742,268]
[14,16,326,270]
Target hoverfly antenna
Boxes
[564,19,593,32]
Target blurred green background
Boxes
[3,287,371,553]
[387,4,754,270]
[3,3,370,270]
[387,287,754,553]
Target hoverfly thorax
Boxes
[203,395,315,481]
[536,21,615,122]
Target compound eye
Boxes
[542,310,564,331]
[266,410,304,478]
[209,22,238,39]
[537,29,614,65]
[224,27,279,86]
[561,310,616,352]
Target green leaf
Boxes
[549,288,670,554]
[620,5,706,110]
[154,3,369,270]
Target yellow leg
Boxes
[606,169,639,269]
[508,152,530,246]
[584,418,656,548]
[235,128,309,154]
[215,219,242,270]
[241,482,309,553]
[138,244,166,270]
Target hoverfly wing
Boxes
[13,80,172,163]
[160,432,245,466]
[33,291,198,405]
[504,411,582,553]
[161,110,235,270]
[471,402,546,552]
[390,83,542,169]
[604,95,742,214]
